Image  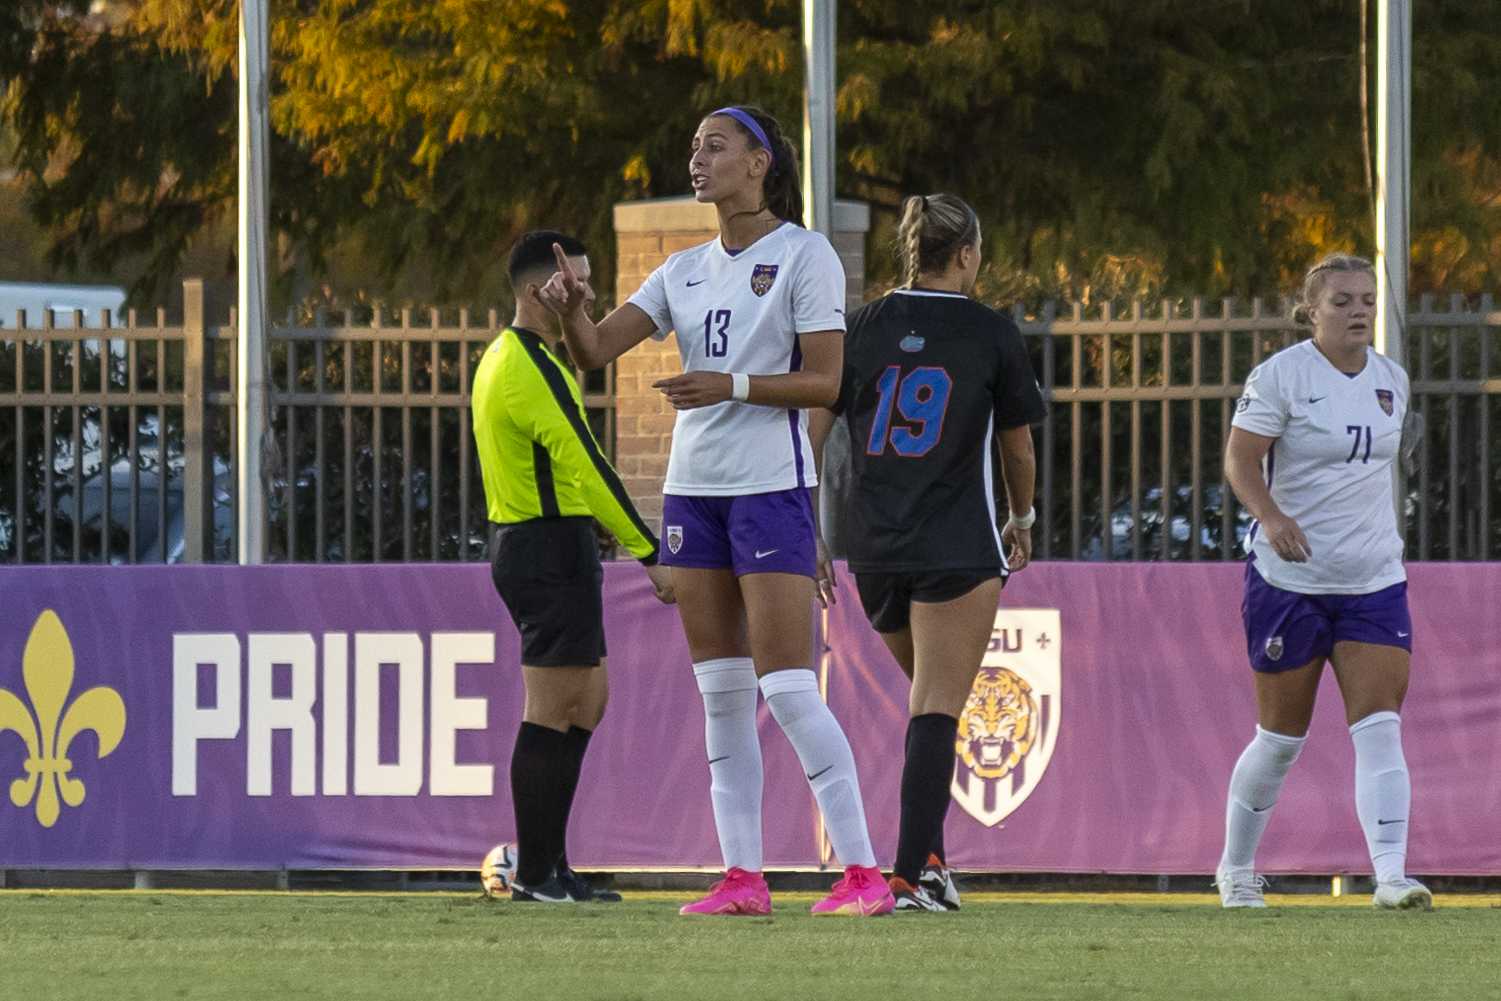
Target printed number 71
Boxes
[1346,424,1372,463]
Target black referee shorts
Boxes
[489,517,606,667]
[854,568,1005,634]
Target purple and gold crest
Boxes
[1375,389,1394,416]
[750,264,779,297]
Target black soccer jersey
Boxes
[832,288,1047,573]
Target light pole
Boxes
[238,0,270,563]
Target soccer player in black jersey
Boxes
[810,193,1046,912]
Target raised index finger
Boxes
[552,242,577,281]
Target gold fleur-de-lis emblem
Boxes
[0,610,127,828]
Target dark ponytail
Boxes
[716,104,804,226]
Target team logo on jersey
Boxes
[1265,635,1284,661]
[1375,389,1394,416]
[899,334,925,353]
[666,525,683,554]
[950,609,1061,828]
[750,264,779,297]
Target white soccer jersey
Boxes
[627,223,846,496]
[1233,339,1409,594]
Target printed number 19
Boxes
[703,309,730,358]
[866,366,953,458]
[1346,424,1372,463]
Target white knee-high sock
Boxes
[693,658,763,872]
[759,668,876,868]
[1350,711,1410,885]
[1220,726,1307,873]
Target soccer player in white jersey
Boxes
[538,105,892,916]
[1216,254,1431,911]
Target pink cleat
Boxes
[811,865,895,916]
[678,867,773,916]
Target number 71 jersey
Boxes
[627,223,847,496]
[1233,339,1410,594]
[833,289,1048,573]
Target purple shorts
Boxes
[660,488,817,578]
[1241,559,1412,672]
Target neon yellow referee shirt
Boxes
[471,326,659,564]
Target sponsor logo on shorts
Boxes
[754,548,779,559]
[666,526,683,554]
[1375,389,1394,416]
[950,609,1061,828]
[1265,635,1284,661]
[750,264,779,297]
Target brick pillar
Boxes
[611,197,870,530]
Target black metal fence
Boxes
[2,282,1495,564]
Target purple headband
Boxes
[711,107,775,167]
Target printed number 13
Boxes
[703,309,730,357]
[1346,424,1372,463]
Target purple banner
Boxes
[830,562,1501,875]
[1,562,1497,874]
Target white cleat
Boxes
[1373,877,1433,911]
[1215,867,1268,908]
[918,854,961,911]
[892,880,948,913]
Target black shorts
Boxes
[853,569,1004,634]
[489,517,606,667]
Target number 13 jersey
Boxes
[833,289,1047,573]
[627,222,847,496]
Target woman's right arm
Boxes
[537,242,658,369]
[1224,427,1312,562]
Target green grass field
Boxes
[3,890,1499,1001]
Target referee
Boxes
[473,230,674,903]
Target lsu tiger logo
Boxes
[750,264,779,297]
[950,608,1061,827]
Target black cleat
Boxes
[510,872,577,903]
[558,866,622,902]
[918,855,961,911]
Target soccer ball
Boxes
[480,843,517,898]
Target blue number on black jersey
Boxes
[865,365,953,458]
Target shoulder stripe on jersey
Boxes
[532,442,559,518]
[516,335,656,546]
[892,288,968,299]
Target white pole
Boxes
[238,0,269,563]
[801,0,835,236]
[1374,0,1410,364]
[1375,0,1411,526]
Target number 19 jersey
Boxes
[627,222,847,496]
[833,289,1047,573]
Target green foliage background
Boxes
[2,0,1499,313]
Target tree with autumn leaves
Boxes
[2,0,1498,312]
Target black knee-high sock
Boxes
[510,722,571,886]
[553,726,594,873]
[895,713,959,885]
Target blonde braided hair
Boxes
[896,193,979,288]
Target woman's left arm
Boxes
[653,330,843,410]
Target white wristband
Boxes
[730,373,750,402]
[1006,507,1037,531]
